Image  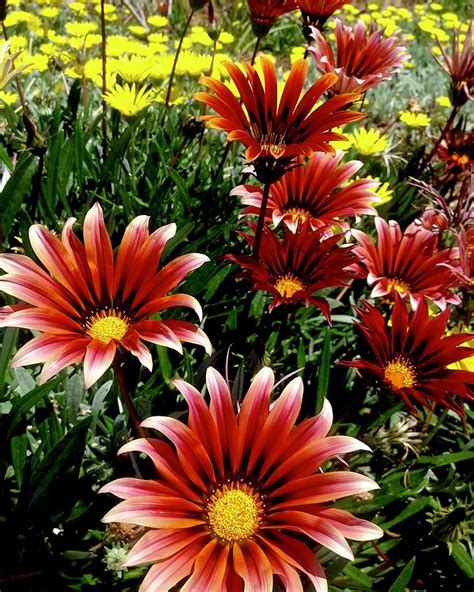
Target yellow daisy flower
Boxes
[399,111,431,127]
[103,83,156,118]
[347,127,390,156]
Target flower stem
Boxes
[253,182,271,259]
[422,407,448,449]
[418,105,459,174]
[100,0,108,160]
[165,9,194,108]
[250,35,261,66]
[113,358,146,439]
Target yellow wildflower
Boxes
[347,127,390,155]
[65,22,99,37]
[147,15,168,28]
[436,96,452,108]
[110,56,153,84]
[103,83,155,118]
[399,111,431,127]
[0,90,16,107]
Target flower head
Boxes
[247,0,299,37]
[309,19,409,94]
[103,83,156,118]
[0,41,28,91]
[233,151,379,233]
[194,56,363,182]
[0,204,211,388]
[436,126,473,175]
[433,22,473,107]
[342,296,474,415]
[225,223,361,320]
[296,0,353,33]
[101,366,382,591]
[353,217,461,310]
[399,111,431,127]
[346,127,389,156]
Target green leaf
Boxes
[11,432,28,488]
[0,327,18,393]
[381,497,434,530]
[343,564,373,589]
[26,416,92,516]
[65,374,84,424]
[316,329,331,413]
[417,450,474,466]
[451,543,474,578]
[4,376,62,442]
[388,557,416,592]
[0,152,38,235]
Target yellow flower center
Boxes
[274,273,305,298]
[387,277,410,295]
[452,153,469,165]
[206,484,262,543]
[284,207,309,224]
[260,132,286,159]
[86,310,130,344]
[384,356,417,390]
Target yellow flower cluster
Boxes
[3,0,237,116]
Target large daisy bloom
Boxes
[194,56,363,180]
[101,366,382,591]
[225,223,360,321]
[0,204,211,388]
[352,217,461,310]
[233,151,380,233]
[309,19,409,95]
[342,296,474,415]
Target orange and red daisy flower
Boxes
[352,217,461,310]
[194,56,362,181]
[0,204,211,388]
[296,0,352,32]
[233,151,379,233]
[342,296,474,415]
[247,0,299,37]
[309,19,409,94]
[101,366,382,591]
[225,223,360,320]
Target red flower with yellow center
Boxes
[0,204,211,388]
[309,19,409,94]
[247,0,299,37]
[352,217,461,310]
[194,56,362,181]
[101,366,382,591]
[233,151,379,233]
[341,296,474,415]
[224,223,361,321]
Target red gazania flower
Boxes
[436,126,473,175]
[342,296,474,415]
[101,366,382,591]
[0,204,211,388]
[232,151,379,233]
[247,0,299,37]
[433,23,473,107]
[194,56,363,180]
[309,19,409,94]
[225,223,360,321]
[352,217,461,310]
[296,0,352,32]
